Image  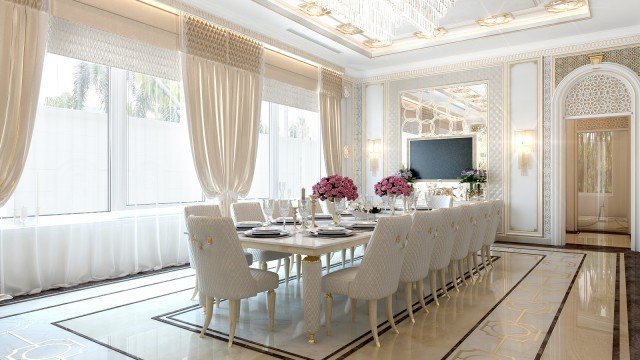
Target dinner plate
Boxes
[309,229,354,238]
[236,221,265,229]
[317,226,348,234]
[243,230,290,238]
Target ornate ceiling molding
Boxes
[356,33,640,83]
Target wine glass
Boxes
[335,198,346,225]
[263,198,274,224]
[278,199,290,230]
[299,198,311,230]
[364,196,373,220]
[407,192,417,215]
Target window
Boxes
[1,54,203,218]
[244,101,323,199]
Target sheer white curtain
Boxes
[181,15,263,215]
[319,67,343,176]
[0,0,48,207]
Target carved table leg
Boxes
[302,256,322,344]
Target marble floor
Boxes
[566,232,631,248]
[0,244,629,360]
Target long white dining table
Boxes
[238,226,374,344]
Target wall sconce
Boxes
[514,130,536,176]
[367,138,382,174]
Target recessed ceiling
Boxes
[251,0,590,57]
[181,0,640,77]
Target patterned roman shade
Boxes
[320,67,343,98]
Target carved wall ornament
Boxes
[564,73,632,117]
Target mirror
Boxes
[400,82,488,172]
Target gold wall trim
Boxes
[574,116,630,131]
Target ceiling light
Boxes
[414,27,448,39]
[299,2,331,16]
[476,13,514,27]
[545,0,585,13]
[363,39,392,48]
[336,23,363,35]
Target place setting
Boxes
[243,226,291,238]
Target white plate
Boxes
[310,229,354,238]
[251,226,282,234]
[236,221,264,228]
[317,226,348,234]
[244,230,290,238]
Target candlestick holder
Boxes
[291,207,298,232]
[310,196,318,229]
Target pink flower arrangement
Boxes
[374,176,413,197]
[312,175,359,201]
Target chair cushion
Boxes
[248,249,290,263]
[250,269,279,293]
[321,267,359,295]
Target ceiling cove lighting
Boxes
[336,23,363,35]
[544,0,585,13]
[363,39,392,48]
[476,13,514,27]
[298,2,331,16]
[414,27,448,39]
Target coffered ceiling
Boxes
[183,0,640,77]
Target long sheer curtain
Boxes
[181,15,263,215]
[0,0,48,207]
[319,67,343,176]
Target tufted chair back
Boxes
[186,216,258,300]
[450,205,473,262]
[484,200,503,246]
[468,202,490,253]
[184,204,222,223]
[349,215,413,300]
[429,208,457,271]
[427,195,453,209]
[231,202,266,222]
[399,210,442,283]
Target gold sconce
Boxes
[514,130,535,176]
[367,139,382,174]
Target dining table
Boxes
[238,222,374,344]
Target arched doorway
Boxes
[552,63,640,250]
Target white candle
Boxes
[301,187,305,201]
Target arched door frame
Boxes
[552,63,640,250]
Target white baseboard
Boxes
[495,234,553,246]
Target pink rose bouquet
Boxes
[374,175,413,197]
[312,175,359,201]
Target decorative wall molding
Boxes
[352,84,363,190]
[565,73,632,117]
[555,46,640,86]
[543,56,553,240]
[356,34,640,84]
[574,116,630,131]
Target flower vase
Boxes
[329,198,339,225]
[403,196,408,215]
[390,195,396,216]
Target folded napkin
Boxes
[351,221,376,228]
[317,226,347,234]
[251,226,281,234]
[236,221,263,228]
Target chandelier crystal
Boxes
[313,0,456,42]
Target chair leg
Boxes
[385,295,399,334]
[290,255,295,271]
[215,297,220,308]
[405,282,415,323]
[468,254,475,281]
[276,259,281,273]
[368,299,380,347]
[284,256,291,286]
[473,252,480,277]
[350,298,357,322]
[350,247,355,266]
[416,279,429,314]
[488,246,494,266]
[228,299,239,347]
[200,296,214,338]
[429,271,439,306]
[260,261,267,271]
[363,243,368,252]
[325,293,333,335]
[296,254,302,281]
[459,259,468,286]
[191,276,199,300]
[267,290,276,331]
[450,261,460,292]
[439,269,450,298]
[325,253,331,273]
[341,249,346,269]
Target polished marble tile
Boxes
[566,232,630,248]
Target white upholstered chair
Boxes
[399,210,441,323]
[186,216,279,347]
[184,205,253,301]
[428,208,456,305]
[481,200,503,268]
[231,202,292,285]
[448,206,473,290]
[467,202,491,279]
[426,195,453,209]
[322,215,413,347]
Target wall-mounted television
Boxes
[408,136,474,181]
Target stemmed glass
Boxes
[407,192,417,215]
[278,199,290,231]
[364,196,373,220]
[335,198,346,225]
[299,198,311,231]
[263,198,274,224]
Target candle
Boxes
[301,187,306,201]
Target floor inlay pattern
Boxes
[0,245,626,360]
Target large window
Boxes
[244,102,323,199]
[1,54,202,218]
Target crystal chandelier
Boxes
[313,0,456,42]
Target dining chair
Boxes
[231,202,292,285]
[184,204,253,302]
[448,205,473,290]
[399,210,441,323]
[322,215,412,347]
[467,203,491,280]
[481,200,503,268]
[428,208,457,305]
[323,200,357,270]
[186,216,279,347]
[426,195,453,209]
